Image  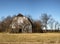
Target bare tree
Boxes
[32,20,43,33]
[48,18,55,30]
[40,13,51,32]
[58,24,60,31]
[56,22,60,31]
[54,21,59,32]
[1,16,13,32]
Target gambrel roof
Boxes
[10,14,32,33]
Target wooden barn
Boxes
[10,14,32,33]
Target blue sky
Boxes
[0,0,60,23]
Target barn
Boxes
[10,14,32,33]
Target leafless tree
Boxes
[40,13,51,32]
[54,21,59,31]
[32,20,43,33]
[0,16,13,32]
[48,18,55,30]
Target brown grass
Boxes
[0,33,60,44]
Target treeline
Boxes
[25,13,60,33]
[0,13,60,33]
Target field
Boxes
[0,33,60,44]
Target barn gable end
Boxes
[10,14,32,33]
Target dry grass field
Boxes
[0,33,60,44]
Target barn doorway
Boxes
[19,29,22,33]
